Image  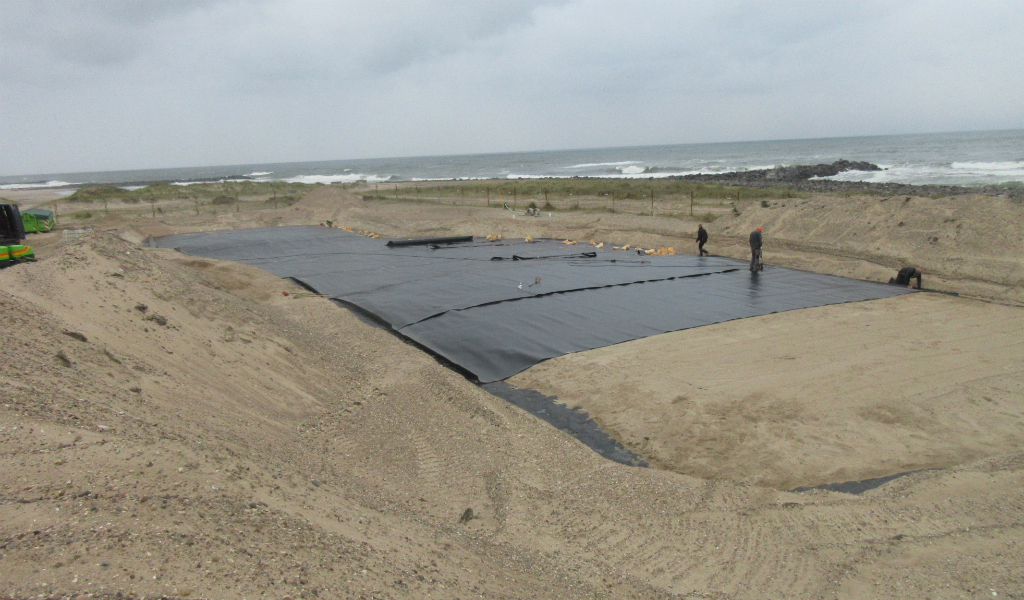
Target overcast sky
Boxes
[1,0,1022,176]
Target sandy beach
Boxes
[0,188,77,209]
[2,183,1023,599]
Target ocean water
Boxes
[2,129,1022,190]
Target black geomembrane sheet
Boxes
[155,226,914,382]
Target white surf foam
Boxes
[951,161,1024,172]
[245,171,273,177]
[0,180,77,190]
[170,179,247,186]
[615,164,779,177]
[824,161,1024,185]
[282,173,392,185]
[168,173,393,186]
[515,170,710,180]
[592,170,701,179]
[563,161,641,170]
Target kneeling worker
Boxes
[889,266,923,289]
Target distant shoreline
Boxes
[3,161,1022,202]
[4,129,1023,190]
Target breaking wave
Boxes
[825,160,1024,185]
[0,180,77,190]
[281,174,392,185]
[564,161,642,169]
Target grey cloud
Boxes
[0,0,234,85]
[216,0,569,84]
[1,0,1022,175]
[1,1,567,87]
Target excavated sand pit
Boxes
[2,184,1023,599]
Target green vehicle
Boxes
[22,207,55,233]
[1,203,35,268]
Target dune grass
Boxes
[46,181,309,224]
[64,181,306,204]
[360,178,803,218]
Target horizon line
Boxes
[2,126,1021,182]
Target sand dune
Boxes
[1,185,1022,599]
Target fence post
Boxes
[690,190,694,216]
[513,186,517,210]
[486,186,490,206]
[650,189,654,216]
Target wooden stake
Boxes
[690,190,694,216]
[650,189,654,216]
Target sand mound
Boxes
[511,293,1024,489]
